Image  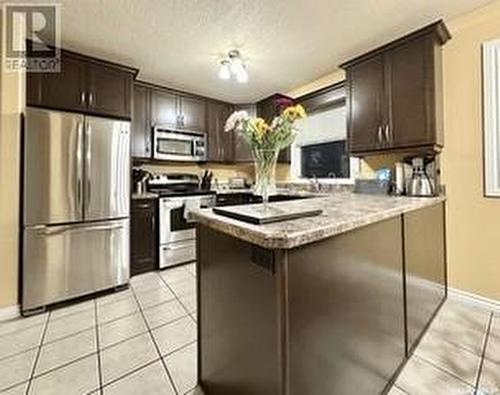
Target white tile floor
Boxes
[0,264,198,395]
[0,263,498,395]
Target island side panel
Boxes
[197,224,286,395]
[286,216,406,395]
[403,202,447,355]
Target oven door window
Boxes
[170,206,195,231]
[157,138,193,156]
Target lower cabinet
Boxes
[403,203,446,354]
[198,203,447,395]
[130,198,158,276]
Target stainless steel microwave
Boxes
[153,127,207,162]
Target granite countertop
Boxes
[190,192,446,249]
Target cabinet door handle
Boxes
[384,125,391,143]
[377,126,383,145]
[88,92,94,107]
[80,92,86,105]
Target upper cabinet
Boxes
[341,21,450,156]
[346,55,385,153]
[256,94,294,163]
[180,95,206,131]
[151,89,178,126]
[27,49,137,120]
[27,52,87,113]
[86,62,134,119]
[130,82,294,164]
[131,82,151,158]
[151,89,206,131]
[206,100,234,162]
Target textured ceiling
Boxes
[44,0,493,102]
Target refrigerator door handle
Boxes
[85,120,92,214]
[76,121,84,214]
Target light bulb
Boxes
[236,66,248,83]
[231,57,245,73]
[219,61,230,80]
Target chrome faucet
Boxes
[310,176,321,193]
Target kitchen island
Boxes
[191,193,447,395]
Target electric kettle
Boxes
[408,157,434,197]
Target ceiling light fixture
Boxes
[219,50,248,83]
[218,60,231,80]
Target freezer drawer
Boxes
[159,239,196,269]
[22,219,130,312]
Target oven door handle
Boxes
[161,201,184,210]
[162,242,193,251]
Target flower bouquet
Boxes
[225,104,306,204]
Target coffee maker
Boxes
[394,156,439,197]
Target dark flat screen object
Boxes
[212,206,323,225]
[301,140,349,179]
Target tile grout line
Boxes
[94,299,104,395]
[25,310,51,395]
[473,312,494,393]
[93,340,197,393]
[129,284,180,395]
[416,354,477,391]
[156,270,197,324]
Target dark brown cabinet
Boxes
[27,49,137,120]
[256,94,294,163]
[206,100,234,162]
[341,21,450,155]
[131,83,151,158]
[130,82,293,164]
[150,89,206,131]
[180,95,206,131]
[151,89,178,126]
[130,198,158,276]
[388,37,441,149]
[346,55,385,153]
[86,62,133,119]
[27,51,87,113]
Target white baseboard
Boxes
[448,287,500,312]
[0,304,20,322]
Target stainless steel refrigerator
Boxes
[22,107,130,314]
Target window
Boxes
[483,39,500,197]
[291,88,359,183]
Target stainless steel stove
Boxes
[148,174,215,269]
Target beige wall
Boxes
[441,0,500,301]
[0,13,25,308]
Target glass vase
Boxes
[252,148,280,206]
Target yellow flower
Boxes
[295,104,306,119]
[282,104,307,122]
[251,118,270,141]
